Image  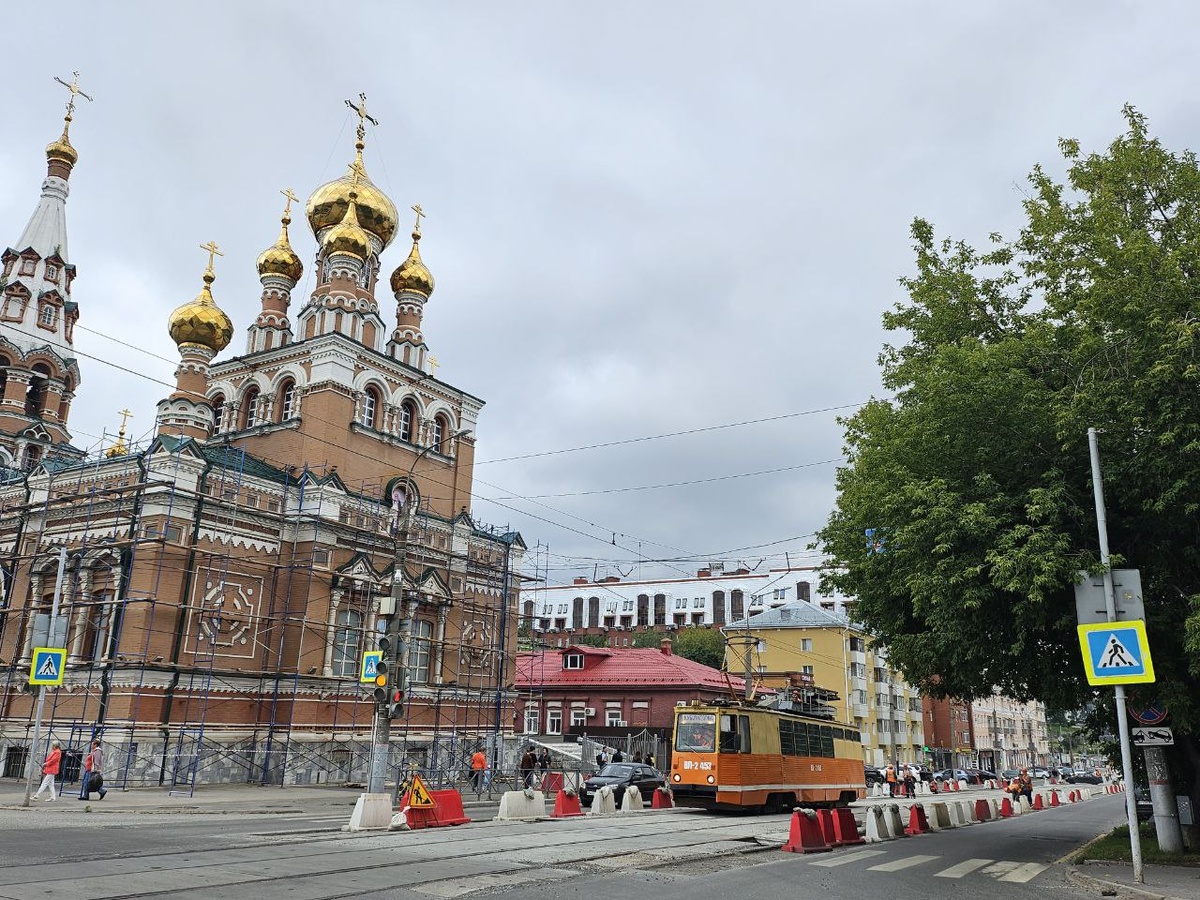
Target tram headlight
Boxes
[672,773,681,782]
[706,775,715,784]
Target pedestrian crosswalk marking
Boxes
[808,849,886,867]
[868,855,940,872]
[935,858,993,878]
[997,862,1048,883]
[981,861,1022,876]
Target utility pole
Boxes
[22,546,67,808]
[1087,428,1144,883]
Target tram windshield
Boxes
[675,712,717,752]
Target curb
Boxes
[1066,866,1193,900]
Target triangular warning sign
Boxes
[1097,634,1138,669]
[406,774,436,808]
[36,655,59,679]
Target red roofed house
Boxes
[514,639,750,741]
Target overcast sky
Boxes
[1,2,1195,590]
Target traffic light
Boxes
[372,635,393,704]
[388,688,404,720]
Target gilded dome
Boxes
[390,230,435,297]
[46,129,78,167]
[321,191,372,260]
[256,215,304,282]
[306,148,398,248]
[168,270,233,353]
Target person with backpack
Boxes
[79,739,107,800]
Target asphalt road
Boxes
[0,792,1128,900]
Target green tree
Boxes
[818,108,1200,790]
[672,629,726,670]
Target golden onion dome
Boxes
[306,146,398,248]
[390,229,435,297]
[321,190,372,260]
[256,214,304,282]
[46,128,78,168]
[168,268,233,353]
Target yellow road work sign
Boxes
[407,774,435,808]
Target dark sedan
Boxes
[864,765,885,786]
[581,763,666,808]
[1065,772,1104,785]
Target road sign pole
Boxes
[1088,428,1143,883]
[22,547,67,809]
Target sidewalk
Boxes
[0,778,496,816]
[1069,861,1200,900]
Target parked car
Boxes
[907,764,934,782]
[934,768,973,783]
[864,765,885,786]
[1065,772,1104,785]
[580,763,666,808]
[1032,767,1051,779]
[964,768,997,782]
[1000,769,1020,782]
[1134,785,1153,823]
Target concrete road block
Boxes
[928,801,955,830]
[494,789,547,821]
[619,785,644,813]
[345,792,394,831]
[864,806,890,843]
[882,803,907,839]
[587,785,617,817]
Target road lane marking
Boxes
[808,850,887,867]
[934,858,993,878]
[981,861,1022,876]
[998,862,1048,883]
[868,854,940,872]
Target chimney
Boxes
[601,575,620,583]
[697,568,711,578]
[573,577,589,585]
[659,638,673,656]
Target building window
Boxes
[674,598,687,609]
[332,608,362,677]
[563,653,583,670]
[524,707,539,734]
[570,708,586,727]
[19,258,35,276]
[800,638,813,652]
[606,709,622,727]
[430,414,445,453]
[45,264,58,282]
[360,387,379,428]
[241,387,260,429]
[210,395,225,435]
[801,664,814,676]
[399,400,416,442]
[547,709,562,735]
[279,381,296,420]
[407,619,433,685]
[849,637,865,652]
[38,305,56,327]
[850,662,866,679]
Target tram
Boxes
[669,696,866,813]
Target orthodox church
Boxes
[0,85,524,788]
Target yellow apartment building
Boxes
[723,601,926,767]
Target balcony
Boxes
[849,650,866,665]
[851,703,869,718]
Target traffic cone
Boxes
[905,804,931,835]
[1049,791,1061,807]
[999,797,1014,818]
[974,799,992,822]
[781,809,832,853]
[550,789,583,818]
[1032,793,1044,811]
[831,807,865,845]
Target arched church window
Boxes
[331,608,363,678]
[278,381,296,421]
[361,387,380,429]
[210,395,225,435]
[399,400,416,443]
[25,364,50,417]
[0,355,9,402]
[241,387,260,429]
[21,444,41,470]
[431,415,446,454]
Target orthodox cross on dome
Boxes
[199,240,223,277]
[411,203,426,236]
[53,71,94,126]
[280,188,299,218]
[118,408,133,431]
[429,356,440,375]
[344,92,378,149]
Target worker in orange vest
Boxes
[885,764,897,797]
[470,748,488,792]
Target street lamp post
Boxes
[365,429,468,795]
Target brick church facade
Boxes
[0,87,523,788]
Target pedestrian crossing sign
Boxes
[360,651,382,684]
[1078,620,1155,686]
[406,774,435,808]
[29,647,66,686]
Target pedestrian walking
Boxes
[612,748,624,763]
[470,748,488,792]
[885,764,897,798]
[33,740,62,802]
[80,739,107,800]
[903,770,916,799]
[519,747,537,788]
[537,748,550,775]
